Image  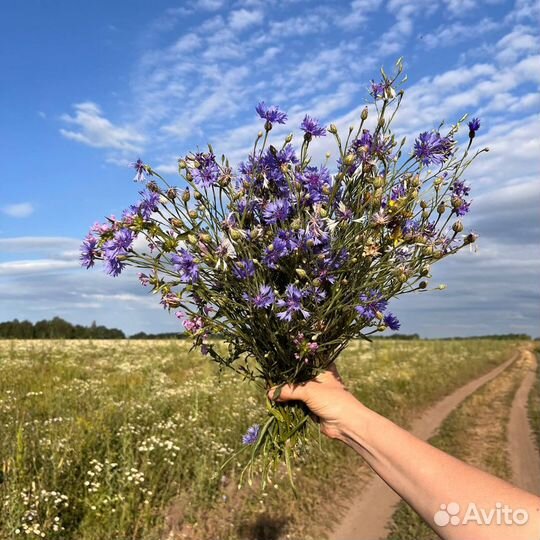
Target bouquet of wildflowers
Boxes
[81,61,483,485]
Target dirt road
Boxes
[329,349,537,540]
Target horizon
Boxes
[1,0,539,337]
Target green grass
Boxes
[528,347,540,454]
[0,339,521,539]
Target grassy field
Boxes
[0,339,521,539]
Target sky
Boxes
[0,0,539,337]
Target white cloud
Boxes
[60,102,145,152]
[0,259,79,276]
[2,202,34,218]
[422,18,500,49]
[229,8,263,30]
[0,236,79,253]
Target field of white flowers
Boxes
[0,339,520,539]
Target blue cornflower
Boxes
[242,424,260,445]
[191,152,220,187]
[263,236,290,269]
[232,258,255,280]
[263,199,290,224]
[255,102,287,125]
[137,190,160,220]
[171,248,200,283]
[451,179,470,198]
[384,312,401,330]
[103,228,134,277]
[450,180,471,216]
[131,158,148,182]
[276,284,310,322]
[80,235,99,269]
[355,290,387,320]
[244,284,275,309]
[300,115,326,138]
[413,131,454,166]
[468,117,480,138]
[299,166,331,204]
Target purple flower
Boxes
[138,273,150,286]
[80,235,99,269]
[232,258,255,280]
[384,312,401,330]
[468,117,480,137]
[355,290,387,320]
[171,248,200,283]
[413,131,454,166]
[103,228,134,277]
[300,115,326,138]
[263,199,290,224]
[242,424,260,445]
[244,284,275,309]
[370,80,386,99]
[191,153,220,188]
[276,284,310,321]
[450,180,471,216]
[131,158,148,182]
[137,190,160,220]
[255,102,287,125]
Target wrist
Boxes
[335,399,377,452]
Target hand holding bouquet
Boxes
[81,60,483,486]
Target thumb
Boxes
[268,382,307,403]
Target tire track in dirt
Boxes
[507,350,540,496]
[329,349,521,540]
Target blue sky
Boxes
[1,0,539,337]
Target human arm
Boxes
[269,366,540,540]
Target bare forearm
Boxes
[338,402,540,540]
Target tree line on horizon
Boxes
[0,317,532,341]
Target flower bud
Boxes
[319,207,328,218]
[285,133,293,143]
[147,181,160,193]
[452,221,464,233]
[378,116,385,128]
[422,210,430,220]
[372,176,384,188]
[187,234,197,245]
[451,196,463,209]
[377,324,387,332]
[328,124,338,134]
[433,177,443,189]
[188,209,198,219]
[200,233,212,243]
[230,229,242,241]
[464,232,478,244]
[420,200,428,209]
[295,268,308,279]
[419,281,428,289]
[312,278,322,287]
[178,159,187,170]
[420,266,430,277]
[343,154,356,166]
[437,202,446,214]
[361,107,368,121]
[194,191,203,201]
[182,189,191,202]
[325,152,331,159]
[170,218,183,229]
[264,120,272,131]
[437,284,447,290]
